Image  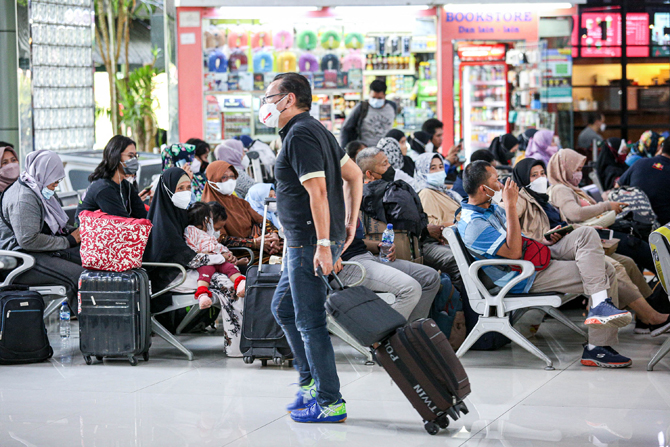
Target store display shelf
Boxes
[363,69,416,76]
[470,101,506,107]
[221,108,252,112]
[206,88,364,96]
[411,49,437,53]
[470,81,506,86]
[388,92,414,99]
[471,121,507,126]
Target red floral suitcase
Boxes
[79,210,152,272]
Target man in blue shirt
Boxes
[617,138,670,226]
[458,161,634,368]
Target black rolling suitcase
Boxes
[240,198,292,366]
[78,269,151,366]
[374,319,470,435]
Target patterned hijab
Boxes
[377,137,404,170]
[547,148,595,204]
[161,143,207,200]
[20,150,69,234]
[414,152,462,201]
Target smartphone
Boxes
[176,159,188,168]
[543,225,574,241]
[596,229,613,240]
[142,184,152,192]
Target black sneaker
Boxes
[650,315,670,337]
[581,345,632,368]
[634,320,650,334]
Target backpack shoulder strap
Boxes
[356,101,370,138]
[0,183,14,231]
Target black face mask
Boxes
[505,150,516,161]
[381,166,395,182]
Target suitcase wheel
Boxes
[273,357,283,366]
[142,352,149,362]
[261,359,268,367]
[424,421,439,436]
[437,414,450,430]
[84,355,93,365]
[95,355,103,362]
[128,355,138,366]
[243,356,254,364]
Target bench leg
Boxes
[151,316,194,361]
[648,337,670,371]
[537,306,588,340]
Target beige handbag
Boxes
[362,213,423,264]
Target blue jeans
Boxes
[271,240,344,407]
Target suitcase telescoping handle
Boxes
[316,261,367,292]
[141,262,187,299]
[259,197,283,274]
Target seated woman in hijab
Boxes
[627,130,664,167]
[547,148,654,273]
[526,129,559,165]
[595,137,629,191]
[245,183,282,232]
[377,137,418,190]
[214,140,256,198]
[488,133,519,168]
[406,131,433,161]
[77,135,147,220]
[161,143,207,200]
[0,150,83,311]
[0,145,19,193]
[385,129,415,177]
[202,161,281,260]
[512,158,670,335]
[143,167,241,355]
[185,138,211,174]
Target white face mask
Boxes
[484,185,503,204]
[369,97,385,109]
[600,123,607,132]
[528,176,548,194]
[571,171,583,186]
[268,202,277,213]
[206,218,221,239]
[241,155,250,170]
[211,179,237,195]
[258,94,287,128]
[171,191,192,210]
[425,141,435,153]
[618,140,628,155]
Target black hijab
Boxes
[595,137,628,191]
[489,133,519,165]
[517,128,538,152]
[385,129,406,142]
[512,158,549,205]
[144,167,196,267]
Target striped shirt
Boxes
[456,201,535,293]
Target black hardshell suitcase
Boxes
[374,319,471,436]
[0,285,53,364]
[78,269,151,366]
[240,198,292,367]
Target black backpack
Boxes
[0,285,53,364]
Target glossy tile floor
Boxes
[3,310,670,447]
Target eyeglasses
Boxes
[260,93,287,105]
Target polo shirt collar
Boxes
[279,112,311,139]
[461,198,497,215]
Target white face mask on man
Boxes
[484,184,503,204]
[368,97,385,109]
[258,94,288,128]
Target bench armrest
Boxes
[142,262,187,299]
[469,259,535,317]
[0,251,35,287]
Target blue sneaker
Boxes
[290,399,347,423]
[584,298,632,328]
[286,380,316,412]
[581,345,632,368]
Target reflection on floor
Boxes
[2,310,670,447]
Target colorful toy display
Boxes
[298,52,319,72]
[344,32,364,50]
[320,30,341,50]
[342,50,364,72]
[228,50,248,72]
[273,30,293,50]
[251,30,273,49]
[320,53,340,71]
[297,30,318,50]
[253,50,274,73]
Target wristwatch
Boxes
[316,239,331,247]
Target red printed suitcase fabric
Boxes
[79,210,152,272]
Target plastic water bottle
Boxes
[59,301,70,339]
[379,224,395,263]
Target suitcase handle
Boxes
[142,262,187,299]
[316,261,366,291]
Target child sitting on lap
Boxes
[185,202,246,309]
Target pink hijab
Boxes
[214,140,245,171]
[0,146,20,192]
[526,130,559,165]
[547,148,595,205]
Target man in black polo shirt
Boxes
[262,73,363,423]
